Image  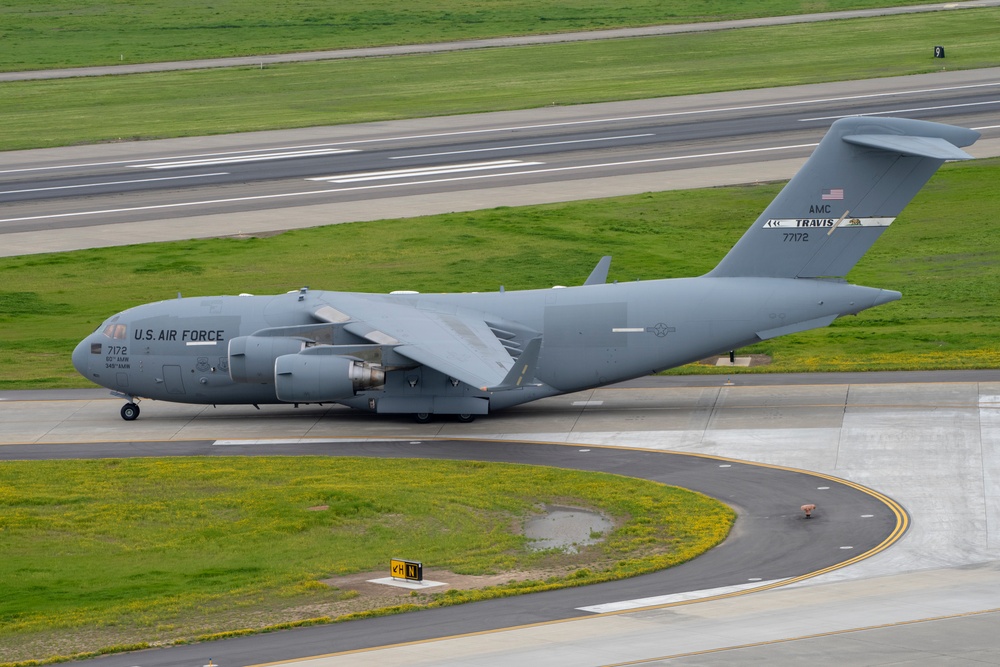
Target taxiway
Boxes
[2,373,998,665]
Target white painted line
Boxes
[0,144,362,175]
[308,159,542,183]
[138,148,359,169]
[0,172,229,195]
[572,401,604,406]
[391,134,655,159]
[612,327,646,333]
[213,438,411,445]
[577,578,789,613]
[185,341,217,346]
[0,142,817,224]
[800,99,1000,122]
[0,188,335,223]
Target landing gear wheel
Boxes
[456,413,475,423]
[120,403,140,421]
[414,412,432,424]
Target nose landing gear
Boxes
[120,401,141,421]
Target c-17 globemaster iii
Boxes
[73,117,979,422]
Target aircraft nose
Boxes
[72,337,91,378]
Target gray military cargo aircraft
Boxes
[73,117,979,422]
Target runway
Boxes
[3,68,1000,256]
[2,374,999,665]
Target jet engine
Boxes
[274,350,385,403]
[229,335,306,383]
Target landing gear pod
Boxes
[229,335,305,383]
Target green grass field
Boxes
[0,456,734,663]
[1,0,931,71]
[3,8,999,151]
[2,157,998,389]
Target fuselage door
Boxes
[162,365,186,395]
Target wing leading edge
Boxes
[313,296,537,391]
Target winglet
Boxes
[487,336,542,391]
[583,256,612,285]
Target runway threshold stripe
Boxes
[577,578,790,613]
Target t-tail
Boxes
[708,117,979,279]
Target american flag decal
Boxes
[821,188,844,200]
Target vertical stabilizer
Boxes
[707,117,979,279]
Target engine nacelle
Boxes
[229,335,305,384]
[274,351,385,403]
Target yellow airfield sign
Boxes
[390,558,423,582]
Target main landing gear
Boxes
[120,401,140,421]
[413,413,476,423]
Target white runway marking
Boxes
[0,172,229,195]
[212,438,410,446]
[0,143,362,175]
[577,578,789,613]
[390,134,655,159]
[136,148,359,169]
[308,159,543,183]
[800,99,1000,121]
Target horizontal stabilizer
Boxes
[843,134,974,160]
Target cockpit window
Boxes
[102,323,127,340]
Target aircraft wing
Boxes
[313,297,520,390]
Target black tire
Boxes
[413,412,432,424]
[456,413,475,423]
[121,403,140,421]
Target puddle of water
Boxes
[524,505,614,553]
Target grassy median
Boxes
[0,456,735,663]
